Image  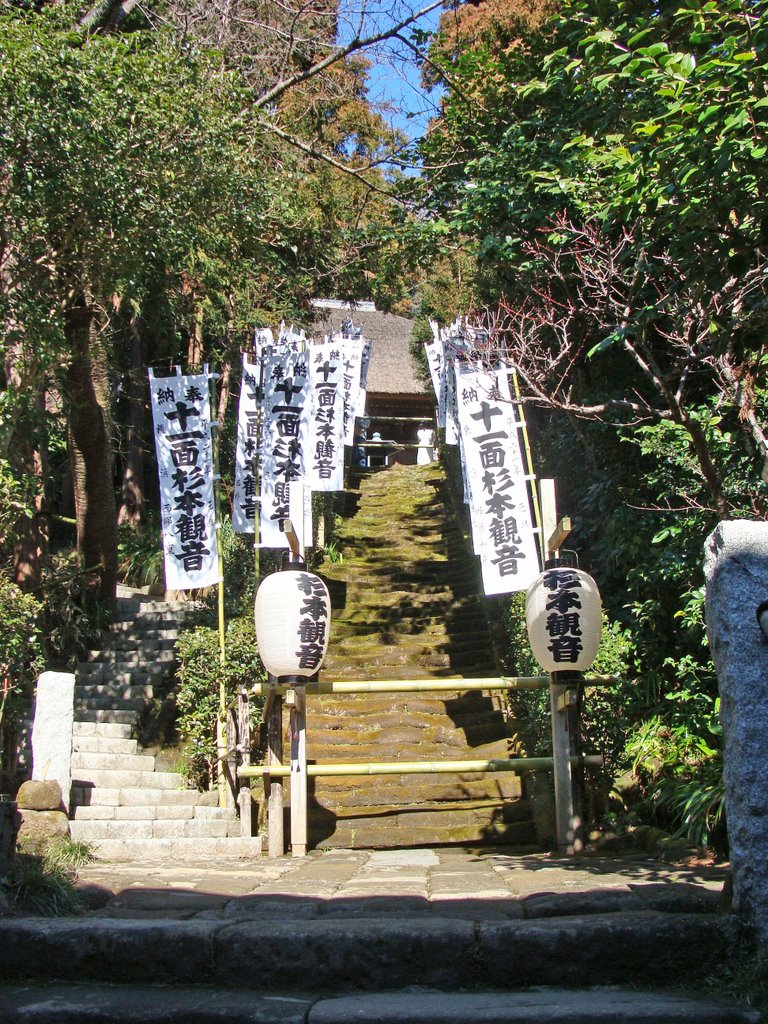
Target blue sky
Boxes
[337,1,445,144]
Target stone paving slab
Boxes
[67,847,728,923]
[0,986,758,1024]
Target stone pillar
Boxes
[31,671,75,814]
[704,521,768,942]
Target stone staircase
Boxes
[303,461,538,850]
[69,590,262,860]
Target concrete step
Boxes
[72,835,262,861]
[72,722,135,739]
[0,986,757,1024]
[72,804,197,821]
[82,655,176,671]
[71,787,219,808]
[75,683,161,701]
[71,752,156,772]
[72,735,139,755]
[70,818,238,841]
[70,768,184,789]
[75,696,146,713]
[0,910,734,990]
[72,709,139,726]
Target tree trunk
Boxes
[117,318,147,527]
[63,299,118,608]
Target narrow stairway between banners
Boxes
[297,458,538,851]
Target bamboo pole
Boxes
[289,687,307,857]
[208,363,228,810]
[511,366,544,564]
[239,755,603,779]
[250,675,618,696]
[265,684,285,857]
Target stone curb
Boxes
[0,985,758,1023]
[0,912,733,991]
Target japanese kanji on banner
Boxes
[455,364,540,595]
[259,340,311,548]
[232,354,262,533]
[339,335,365,445]
[424,337,446,429]
[308,339,345,491]
[355,338,372,418]
[149,367,220,590]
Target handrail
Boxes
[251,675,619,696]
[238,754,603,779]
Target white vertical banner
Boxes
[455,364,540,595]
[444,348,460,445]
[149,367,219,590]
[232,354,262,533]
[340,336,365,445]
[308,339,345,491]
[425,339,446,429]
[355,338,372,417]
[259,341,311,548]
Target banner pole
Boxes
[208,362,228,809]
[511,366,544,564]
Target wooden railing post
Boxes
[266,682,285,857]
[288,686,308,858]
[237,689,253,838]
[224,707,237,812]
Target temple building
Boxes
[311,299,434,465]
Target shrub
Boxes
[0,575,44,787]
[175,617,266,789]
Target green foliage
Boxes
[419,0,768,854]
[38,563,109,668]
[175,617,265,790]
[0,574,43,732]
[4,836,93,917]
[0,458,34,564]
[117,518,164,589]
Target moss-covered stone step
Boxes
[308,776,521,807]
[305,461,533,850]
[309,818,539,850]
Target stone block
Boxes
[16,779,63,812]
[32,671,75,813]
[704,521,768,943]
[17,808,69,854]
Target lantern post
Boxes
[254,519,331,857]
[526,481,602,855]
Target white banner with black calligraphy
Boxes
[424,339,446,430]
[455,365,540,595]
[355,338,372,417]
[259,341,311,548]
[232,354,262,533]
[339,336,364,445]
[308,340,345,491]
[149,368,219,590]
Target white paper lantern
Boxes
[525,566,602,674]
[254,569,331,679]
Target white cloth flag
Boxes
[308,340,345,491]
[444,345,460,445]
[149,368,219,590]
[339,336,364,445]
[425,339,446,429]
[232,355,262,533]
[355,339,372,417]
[455,365,540,595]
[259,341,311,547]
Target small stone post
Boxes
[704,520,768,942]
[31,671,75,813]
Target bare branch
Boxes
[255,0,447,109]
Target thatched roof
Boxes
[311,302,426,396]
